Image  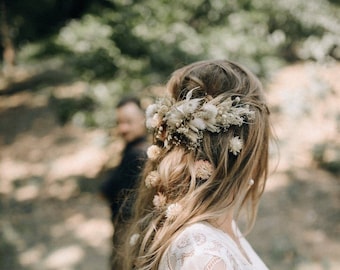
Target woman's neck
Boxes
[209,209,234,235]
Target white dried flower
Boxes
[146,113,161,129]
[200,103,218,120]
[229,136,243,155]
[166,203,183,221]
[195,160,214,179]
[147,145,162,160]
[188,118,206,132]
[145,170,160,188]
[129,233,140,246]
[153,193,167,210]
[146,104,159,118]
[176,98,201,116]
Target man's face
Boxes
[116,102,146,143]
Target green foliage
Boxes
[55,15,120,80]
[12,0,340,79]
[4,0,94,43]
[50,94,96,126]
[5,0,340,127]
[48,0,340,77]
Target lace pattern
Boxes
[159,222,269,270]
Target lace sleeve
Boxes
[162,249,228,270]
[182,255,227,270]
[160,229,230,270]
[159,222,264,270]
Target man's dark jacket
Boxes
[100,136,149,222]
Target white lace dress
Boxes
[159,222,269,270]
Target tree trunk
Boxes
[1,0,16,75]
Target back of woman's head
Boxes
[121,60,271,270]
[167,59,270,200]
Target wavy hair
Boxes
[118,60,271,270]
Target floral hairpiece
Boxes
[146,89,254,151]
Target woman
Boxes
[119,59,271,269]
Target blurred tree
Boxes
[0,0,99,74]
[2,0,95,43]
[1,0,15,73]
[1,0,339,127]
[3,0,340,75]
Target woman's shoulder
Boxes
[160,222,268,270]
[173,222,216,247]
[168,222,231,258]
[160,222,235,270]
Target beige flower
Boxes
[145,170,160,188]
[146,104,159,118]
[229,136,243,155]
[147,145,162,160]
[153,193,167,210]
[195,160,214,179]
[166,203,182,221]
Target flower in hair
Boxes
[147,145,162,160]
[145,170,160,188]
[153,193,167,210]
[166,203,182,221]
[146,113,161,129]
[229,136,243,155]
[146,89,254,150]
[129,233,140,246]
[195,160,214,180]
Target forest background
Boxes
[0,0,339,269]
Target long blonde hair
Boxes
[119,60,271,270]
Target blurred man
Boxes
[100,96,149,269]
